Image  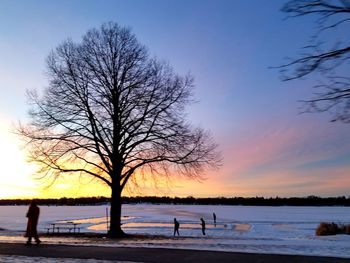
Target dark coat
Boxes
[25,204,40,237]
[174,219,180,230]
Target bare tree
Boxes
[18,22,221,237]
[279,0,350,122]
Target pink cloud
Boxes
[193,118,350,197]
[210,164,350,197]
[220,119,350,180]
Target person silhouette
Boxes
[174,218,180,236]
[200,218,206,235]
[213,212,216,226]
[25,200,41,245]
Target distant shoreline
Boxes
[0,243,349,263]
[0,195,349,206]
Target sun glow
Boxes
[0,119,38,198]
[0,119,204,199]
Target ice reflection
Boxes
[58,216,138,224]
[59,217,105,224]
[88,221,251,232]
[123,222,221,229]
[233,224,251,232]
[0,235,24,242]
[89,222,216,231]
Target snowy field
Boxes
[0,204,349,260]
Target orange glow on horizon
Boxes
[1,115,350,199]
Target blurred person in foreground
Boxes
[25,200,41,245]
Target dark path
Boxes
[0,243,349,263]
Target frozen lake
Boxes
[0,204,349,258]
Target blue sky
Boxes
[0,0,349,198]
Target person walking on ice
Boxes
[200,218,206,235]
[174,218,180,236]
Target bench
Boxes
[47,222,81,234]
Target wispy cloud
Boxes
[214,119,350,196]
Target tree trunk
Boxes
[108,184,125,238]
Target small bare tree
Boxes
[18,22,220,237]
[280,0,350,122]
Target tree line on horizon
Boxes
[0,195,349,206]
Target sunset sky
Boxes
[0,0,349,199]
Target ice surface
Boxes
[0,204,349,258]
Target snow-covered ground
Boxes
[0,204,349,259]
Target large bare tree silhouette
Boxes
[18,22,221,237]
